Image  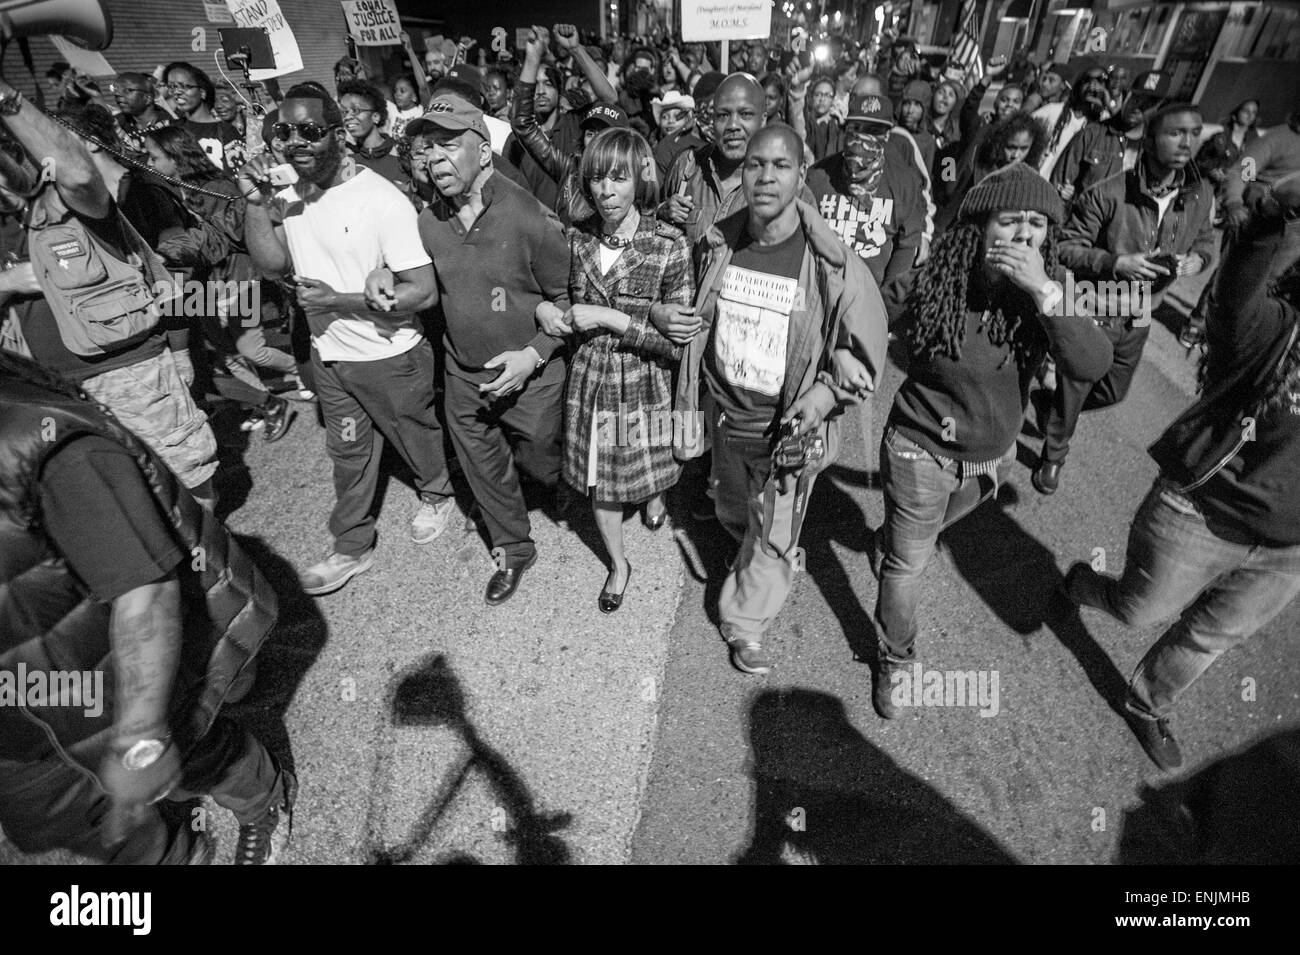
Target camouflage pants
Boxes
[81,348,218,488]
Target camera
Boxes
[772,418,826,470]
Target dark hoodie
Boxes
[1150,227,1300,545]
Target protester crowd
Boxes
[2,18,1300,865]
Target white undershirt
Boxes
[598,243,623,274]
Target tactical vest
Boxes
[0,373,277,771]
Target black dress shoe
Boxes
[643,504,667,531]
[598,560,632,614]
[1126,711,1184,771]
[1032,460,1062,495]
[485,550,538,605]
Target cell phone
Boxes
[267,163,298,186]
[1148,252,1179,274]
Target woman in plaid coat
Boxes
[537,128,695,612]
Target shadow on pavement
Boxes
[736,688,1017,864]
[364,652,573,865]
[940,484,1132,717]
[1118,726,1300,864]
[801,464,880,663]
[223,535,330,781]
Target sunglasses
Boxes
[271,122,337,143]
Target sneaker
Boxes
[299,548,376,596]
[261,396,293,443]
[410,497,456,544]
[239,410,265,432]
[235,770,297,865]
[1126,712,1184,771]
[728,639,773,675]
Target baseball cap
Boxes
[845,92,894,130]
[405,94,490,141]
[1129,70,1172,102]
[580,102,630,131]
[435,63,486,109]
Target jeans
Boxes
[1068,480,1300,719]
[874,427,1015,660]
[711,412,815,645]
[1042,322,1149,466]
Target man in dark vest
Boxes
[0,352,294,864]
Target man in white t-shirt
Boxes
[238,84,453,596]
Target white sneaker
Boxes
[410,497,456,544]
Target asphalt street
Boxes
[3,302,1297,866]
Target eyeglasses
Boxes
[166,82,200,93]
[271,122,337,143]
[340,104,374,116]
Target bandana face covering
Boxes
[843,130,886,198]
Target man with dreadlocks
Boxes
[1063,200,1300,771]
[871,164,1114,719]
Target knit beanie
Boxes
[958,162,1065,225]
[902,79,931,105]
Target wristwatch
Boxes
[0,90,24,117]
[119,738,170,771]
[1038,280,1065,316]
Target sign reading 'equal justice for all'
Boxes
[680,0,773,42]
[340,0,402,46]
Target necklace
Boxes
[600,210,639,250]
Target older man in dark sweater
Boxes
[369,94,569,606]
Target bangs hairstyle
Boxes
[579,127,659,212]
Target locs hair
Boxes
[904,217,1058,368]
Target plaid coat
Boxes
[562,213,695,503]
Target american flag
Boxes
[950,0,985,86]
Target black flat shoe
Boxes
[598,560,632,614]
[485,550,538,605]
[643,505,667,531]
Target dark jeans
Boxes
[443,369,563,559]
[1068,480,1300,720]
[1042,322,1149,465]
[875,427,1015,660]
[0,716,283,864]
[313,342,453,557]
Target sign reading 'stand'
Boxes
[681,1,773,42]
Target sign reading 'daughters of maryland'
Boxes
[681,0,773,42]
[225,0,304,79]
[340,0,402,46]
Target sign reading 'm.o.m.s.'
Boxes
[681,1,773,42]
